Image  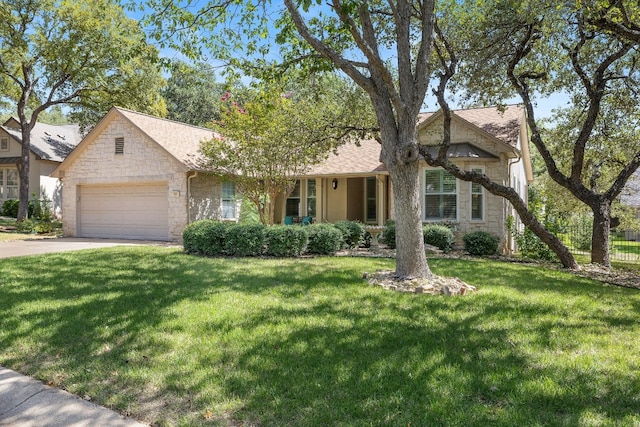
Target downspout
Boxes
[187,171,198,224]
[506,146,522,253]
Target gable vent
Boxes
[115,137,124,154]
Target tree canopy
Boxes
[0,0,166,220]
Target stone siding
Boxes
[189,173,224,222]
[61,116,188,241]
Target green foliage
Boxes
[423,224,455,252]
[265,225,308,257]
[333,220,365,249]
[569,215,593,251]
[463,231,500,256]
[16,219,54,234]
[305,223,342,255]
[1,199,19,218]
[182,220,228,256]
[507,216,557,261]
[224,223,267,257]
[381,220,396,249]
[163,60,226,126]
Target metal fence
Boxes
[556,226,640,263]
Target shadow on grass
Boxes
[1,248,639,426]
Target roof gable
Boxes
[418,104,525,148]
[52,107,221,177]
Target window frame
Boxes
[0,137,8,151]
[0,167,19,201]
[423,168,458,221]
[285,180,301,217]
[470,167,485,222]
[306,179,316,217]
[365,176,377,224]
[221,181,237,220]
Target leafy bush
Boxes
[463,231,500,256]
[380,220,396,249]
[333,220,365,249]
[265,225,308,257]
[423,224,455,252]
[569,214,592,251]
[17,219,54,234]
[183,220,229,256]
[507,216,556,261]
[305,223,343,255]
[225,223,266,256]
[2,199,19,217]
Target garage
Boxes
[78,183,169,240]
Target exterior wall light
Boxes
[332,178,338,190]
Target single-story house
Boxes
[620,170,640,240]
[0,118,81,216]
[52,104,532,251]
[277,104,533,251]
[51,107,235,241]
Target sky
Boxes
[127,1,568,120]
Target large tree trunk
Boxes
[591,200,612,267]
[387,159,432,279]
[17,126,31,221]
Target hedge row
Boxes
[183,220,368,257]
[380,220,500,256]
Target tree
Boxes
[143,0,437,279]
[0,0,166,220]
[431,0,640,268]
[163,60,227,127]
[201,77,375,225]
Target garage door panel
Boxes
[78,184,169,240]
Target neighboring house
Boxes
[51,107,237,241]
[0,118,81,216]
[620,170,640,240]
[276,104,533,251]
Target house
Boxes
[276,104,533,251]
[52,105,532,250]
[51,107,236,241]
[0,118,81,216]
[620,170,640,240]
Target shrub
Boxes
[265,225,308,257]
[463,231,500,256]
[380,220,396,249]
[507,216,556,261]
[17,219,54,234]
[2,199,19,217]
[569,214,592,251]
[333,220,365,249]
[305,223,343,255]
[224,223,267,256]
[423,224,455,252]
[183,220,229,256]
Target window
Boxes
[471,168,484,221]
[306,179,316,217]
[115,137,124,154]
[221,182,236,219]
[286,180,301,217]
[0,138,8,151]
[0,168,18,200]
[424,169,457,220]
[366,176,377,223]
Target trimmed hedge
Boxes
[183,220,228,256]
[265,225,308,257]
[381,220,396,249]
[463,231,500,256]
[333,220,365,249]
[225,223,267,256]
[305,223,343,255]
[423,224,455,252]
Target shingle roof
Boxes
[418,104,524,147]
[115,108,220,169]
[1,121,81,162]
[306,138,386,176]
[622,170,640,207]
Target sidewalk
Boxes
[0,366,147,427]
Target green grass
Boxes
[1,247,640,426]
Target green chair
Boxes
[284,216,294,225]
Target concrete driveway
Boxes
[0,238,175,259]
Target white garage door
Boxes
[78,183,169,240]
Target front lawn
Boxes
[1,247,639,426]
